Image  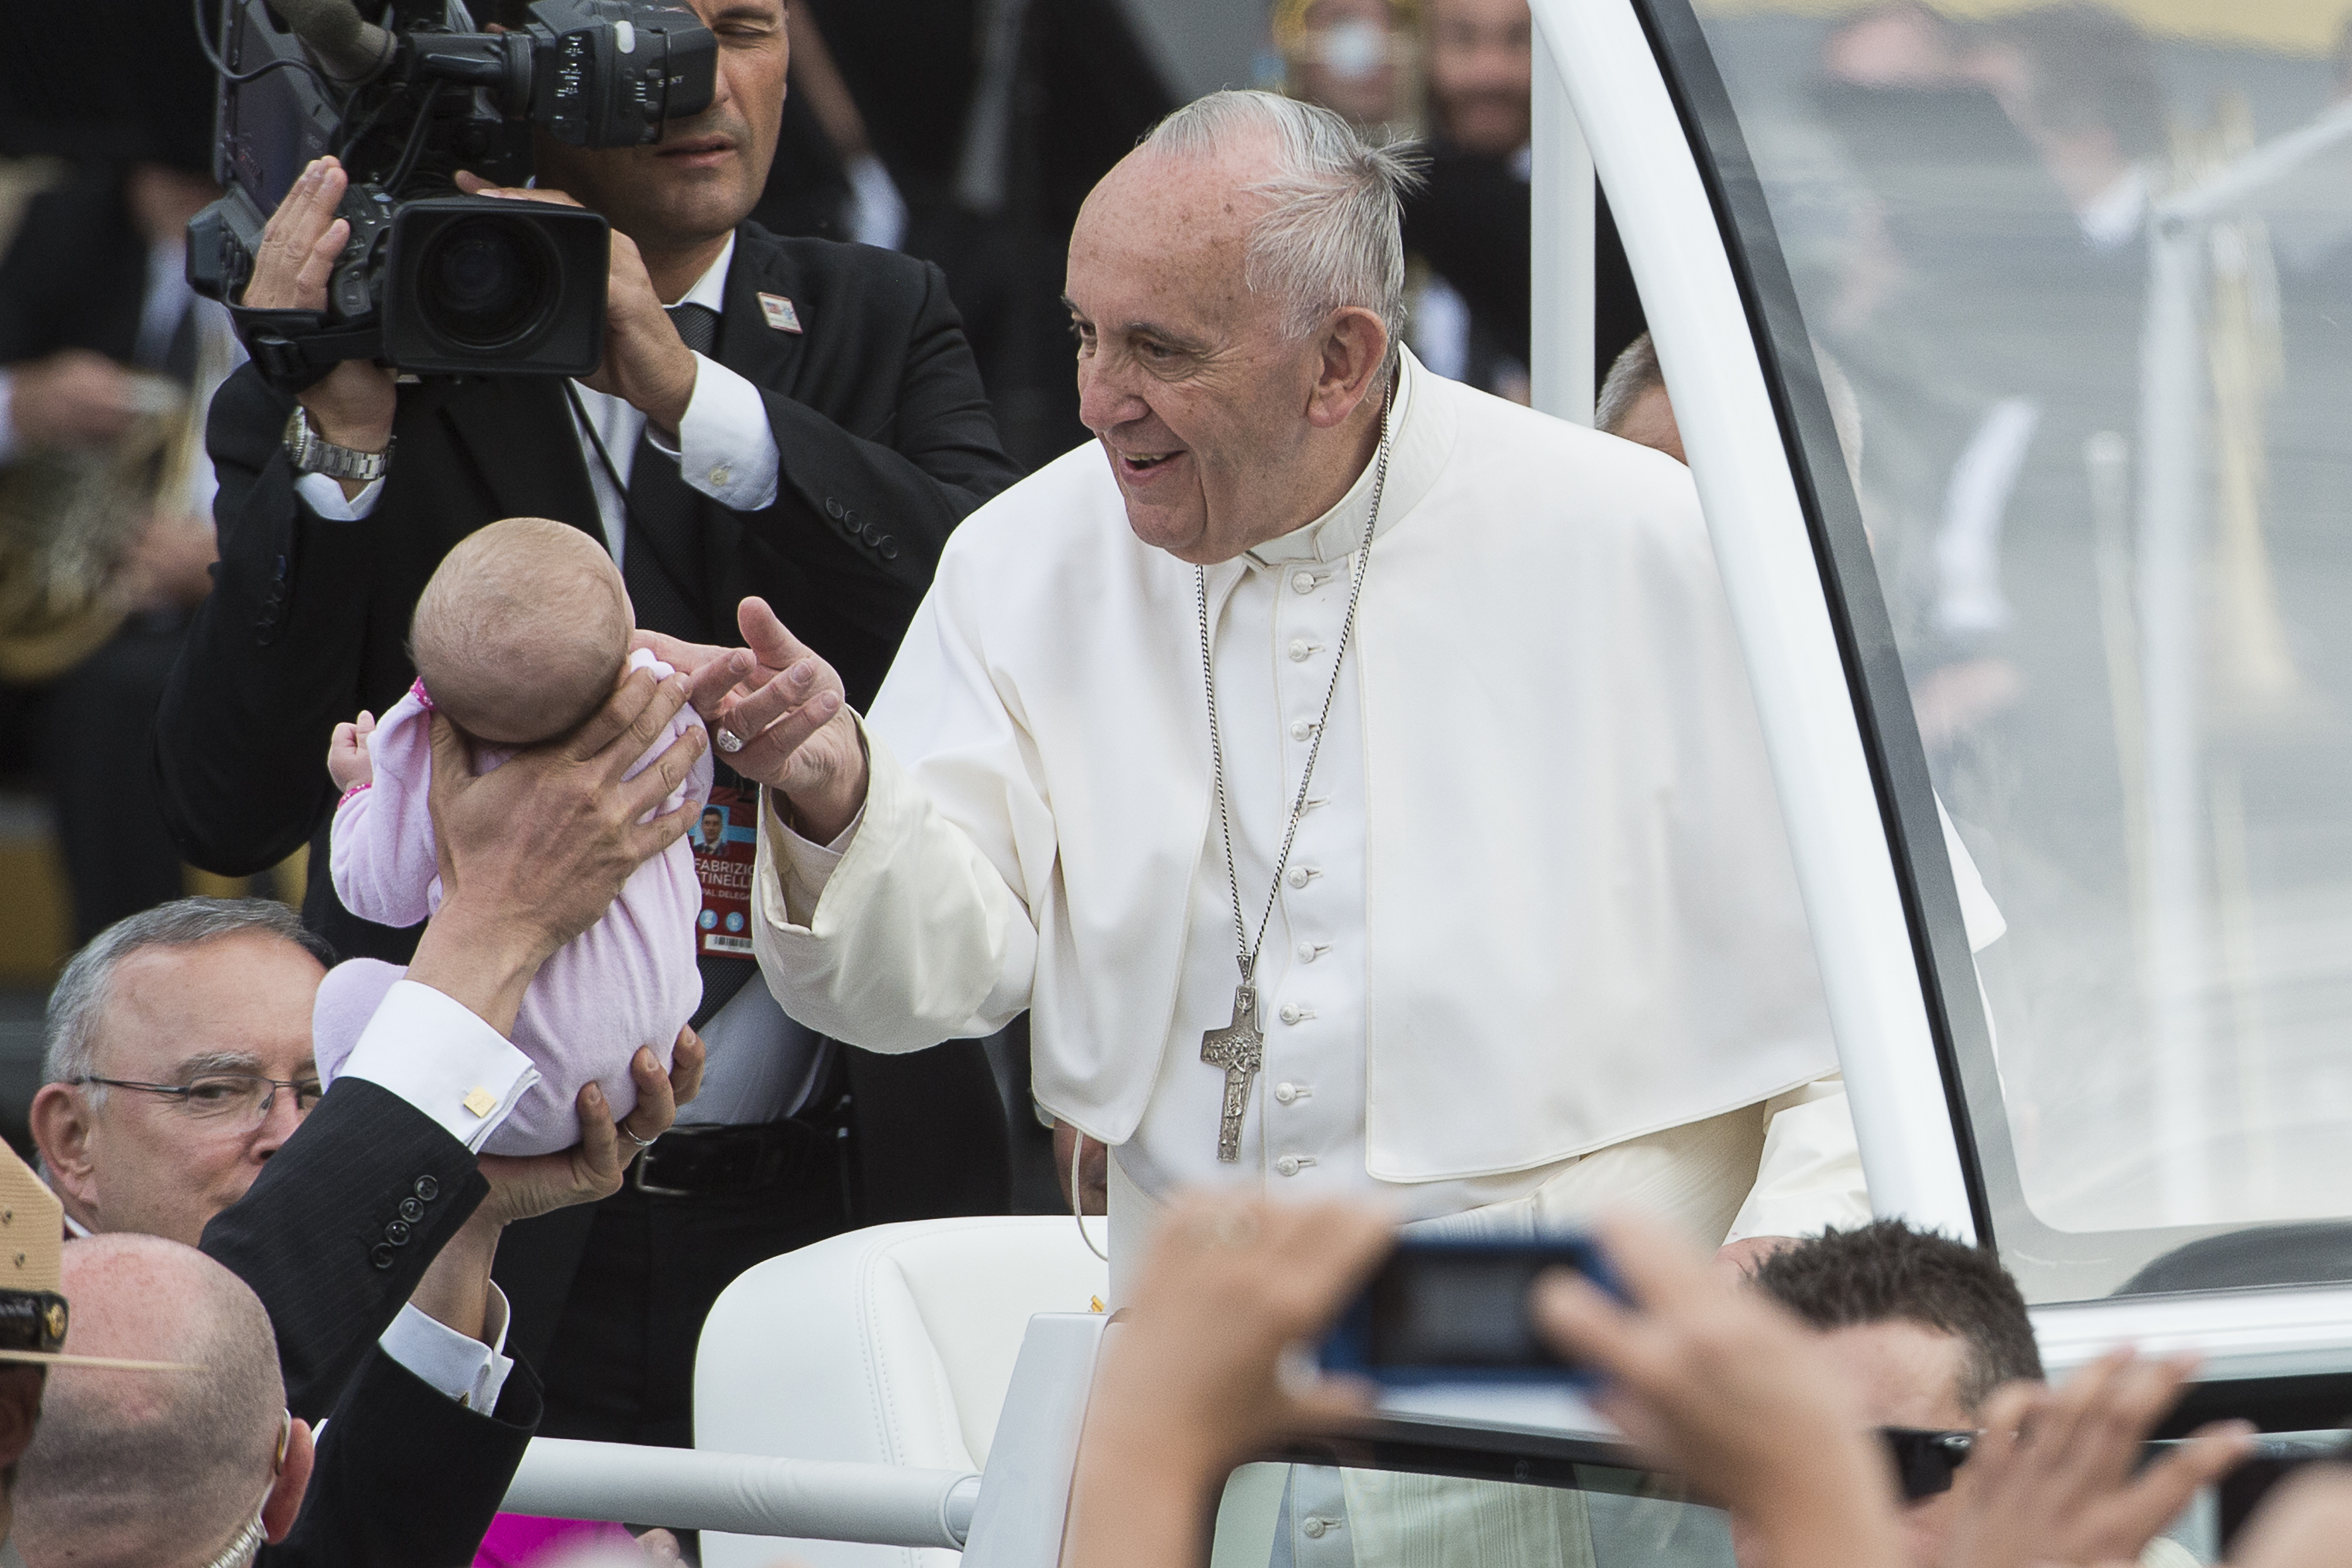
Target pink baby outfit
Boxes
[313,648,710,1155]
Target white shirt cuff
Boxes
[0,369,19,466]
[651,353,779,512]
[295,469,385,520]
[335,979,541,1152]
[763,788,864,928]
[378,1286,515,1413]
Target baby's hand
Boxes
[328,710,377,791]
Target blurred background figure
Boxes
[1273,0,1422,135]
[804,0,1176,471]
[0,0,251,1153]
[1387,0,1646,402]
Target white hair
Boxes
[1143,90,1424,376]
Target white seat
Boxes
[694,1215,1109,1567]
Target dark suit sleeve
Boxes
[200,1079,489,1422]
[265,1349,540,1568]
[153,364,377,876]
[756,259,1021,602]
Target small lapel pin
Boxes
[757,292,803,334]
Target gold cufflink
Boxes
[462,1087,497,1118]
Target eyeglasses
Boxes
[72,1073,323,1126]
[1881,1426,1977,1501]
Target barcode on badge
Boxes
[706,935,753,954]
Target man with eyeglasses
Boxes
[20,666,706,1561]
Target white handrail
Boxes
[1526,0,1978,1237]
[500,1440,982,1546]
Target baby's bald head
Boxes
[410,517,631,746]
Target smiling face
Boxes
[1065,141,1389,565]
[529,0,788,258]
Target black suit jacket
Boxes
[197,1077,530,1565]
[157,221,1018,959]
[264,1350,543,1568]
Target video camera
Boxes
[187,0,717,388]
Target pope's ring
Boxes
[715,727,745,753]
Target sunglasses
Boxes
[1882,1426,1977,1500]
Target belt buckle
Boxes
[631,1138,697,1198]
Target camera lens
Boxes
[415,216,557,352]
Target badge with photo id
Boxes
[690,785,757,959]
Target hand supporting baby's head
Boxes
[411,517,633,747]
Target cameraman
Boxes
[155,0,1021,1450]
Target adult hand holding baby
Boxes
[404,659,706,1036]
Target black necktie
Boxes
[625,302,756,1023]
[621,303,722,645]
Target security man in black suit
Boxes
[155,0,1021,1450]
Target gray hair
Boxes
[1142,90,1423,376]
[1596,331,1666,437]
[45,900,333,1097]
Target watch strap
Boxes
[284,406,394,483]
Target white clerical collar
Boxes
[1245,347,1442,568]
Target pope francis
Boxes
[701,89,1903,1277]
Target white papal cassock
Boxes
[752,349,1993,1254]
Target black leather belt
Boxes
[631,1061,853,1199]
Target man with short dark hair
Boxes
[1751,1219,2044,1568]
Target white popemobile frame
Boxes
[495,0,2352,1551]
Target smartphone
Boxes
[1319,1234,1620,1387]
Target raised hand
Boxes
[1938,1349,2253,1568]
[714,597,868,842]
[453,171,697,435]
[1532,1209,1903,1568]
[327,710,377,791]
[242,157,397,469]
[407,662,705,1033]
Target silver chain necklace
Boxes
[1195,392,1393,1162]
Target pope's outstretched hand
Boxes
[713,597,870,843]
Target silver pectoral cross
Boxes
[1200,983,1264,1164]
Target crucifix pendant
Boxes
[1200,983,1264,1164]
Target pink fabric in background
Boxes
[313,649,710,1154]
[473,1512,637,1567]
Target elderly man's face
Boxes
[31,935,323,1246]
[530,0,787,256]
[1067,145,1377,564]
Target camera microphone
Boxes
[269,0,396,86]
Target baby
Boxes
[313,516,709,1155]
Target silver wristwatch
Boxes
[283,406,394,483]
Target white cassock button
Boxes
[1289,866,1316,888]
[1302,1516,1331,1537]
[1288,639,1312,663]
[1291,570,1317,595]
[1296,941,1320,963]
[1277,1155,1302,1177]
[709,464,732,487]
[1273,1081,1300,1104]
[1289,719,1314,741]
[1279,1002,1304,1024]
